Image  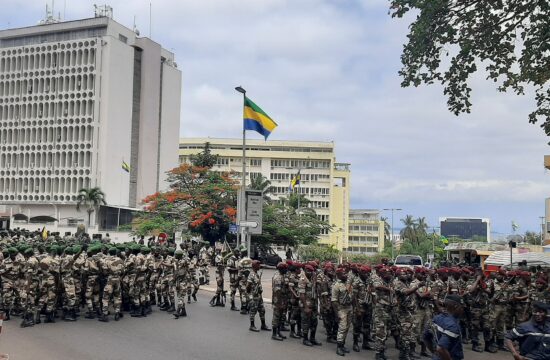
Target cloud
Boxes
[2,1,549,232]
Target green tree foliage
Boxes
[248,174,274,203]
[390,1,550,138]
[131,214,178,237]
[524,231,541,245]
[189,142,219,168]
[76,187,107,227]
[296,245,340,263]
[252,203,331,246]
[400,214,417,244]
[399,232,446,262]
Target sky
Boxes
[2,0,549,234]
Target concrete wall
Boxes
[96,35,134,207]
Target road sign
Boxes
[228,224,239,234]
[245,189,263,234]
[239,221,258,228]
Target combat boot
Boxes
[420,343,429,357]
[140,305,147,317]
[167,303,175,313]
[44,312,55,323]
[472,342,484,353]
[145,302,152,315]
[85,309,95,319]
[64,309,76,322]
[130,305,141,317]
[209,295,218,307]
[342,342,350,353]
[327,334,337,344]
[398,349,410,360]
[20,313,34,328]
[290,324,301,339]
[240,305,248,314]
[192,289,198,302]
[362,334,373,350]
[353,335,360,352]
[173,307,181,319]
[98,313,109,322]
[187,295,191,304]
[34,312,41,324]
[277,325,287,339]
[181,307,187,317]
[309,328,322,346]
[485,340,498,353]
[230,300,238,311]
[3,310,9,321]
[375,352,387,360]
[260,318,271,331]
[114,312,121,321]
[249,320,260,332]
[336,342,345,356]
[302,331,313,346]
[271,328,284,341]
[410,344,421,359]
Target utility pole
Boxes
[383,208,402,261]
[540,216,545,246]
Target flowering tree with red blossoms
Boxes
[137,161,238,244]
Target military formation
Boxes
[0,229,212,327]
[259,259,549,359]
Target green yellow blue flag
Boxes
[122,160,130,173]
[243,96,277,139]
[290,170,301,191]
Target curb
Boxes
[199,286,272,304]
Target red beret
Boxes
[437,268,449,275]
[277,262,288,270]
[360,266,371,273]
[335,267,346,275]
[287,260,294,266]
[307,261,318,269]
[304,265,315,272]
[415,267,426,274]
[536,278,548,285]
[498,269,507,276]
[374,264,384,270]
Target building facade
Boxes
[347,209,384,254]
[179,138,351,250]
[439,217,491,242]
[0,11,181,233]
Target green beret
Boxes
[175,249,184,255]
[141,247,151,254]
[2,249,9,258]
[108,247,118,255]
[72,245,82,254]
[24,248,34,256]
[8,247,18,255]
[167,247,175,255]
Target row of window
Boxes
[0,74,96,97]
[1,125,94,145]
[0,150,93,169]
[0,176,91,196]
[309,201,329,209]
[270,159,330,169]
[348,236,380,242]
[0,100,95,120]
[0,48,97,73]
[180,144,333,153]
[349,225,379,232]
[346,247,379,253]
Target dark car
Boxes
[251,244,282,267]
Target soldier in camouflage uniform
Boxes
[394,267,423,360]
[512,271,531,324]
[411,267,432,357]
[529,277,550,312]
[299,263,321,347]
[490,268,512,351]
[210,253,225,307]
[467,270,496,353]
[247,260,270,332]
[72,245,86,314]
[84,245,101,319]
[431,268,448,313]
[351,265,371,352]
[173,249,189,319]
[99,247,124,322]
[238,257,252,314]
[159,248,175,312]
[287,261,302,338]
[0,247,20,320]
[332,267,352,356]
[38,246,60,323]
[317,262,337,344]
[59,247,77,321]
[372,266,395,360]
[186,252,199,303]
[227,249,240,311]
[271,262,288,341]
[20,247,39,327]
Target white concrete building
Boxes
[0,9,181,234]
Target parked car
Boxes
[250,244,282,267]
[394,255,423,268]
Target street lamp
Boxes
[383,208,402,261]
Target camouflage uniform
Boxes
[287,269,302,336]
[468,280,493,351]
[38,254,60,321]
[173,253,189,318]
[247,268,265,323]
[372,271,395,356]
[73,251,86,309]
[101,254,124,320]
[227,254,239,309]
[411,277,432,346]
[21,251,40,326]
[299,271,319,341]
[490,278,511,345]
[159,254,175,309]
[332,277,352,344]
[394,276,417,358]
[132,252,148,311]
[186,256,199,303]
[351,271,369,351]
[0,253,20,317]
[271,270,287,331]
[59,253,77,316]
[238,259,251,313]
[316,270,337,342]
[84,253,101,316]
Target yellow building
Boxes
[347,209,385,254]
[179,138,350,250]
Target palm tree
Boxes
[76,187,107,227]
[249,175,274,203]
[400,214,417,245]
[381,216,391,242]
[416,217,429,237]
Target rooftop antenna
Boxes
[63,0,66,20]
[39,0,60,25]
[149,2,152,38]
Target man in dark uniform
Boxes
[271,262,288,341]
[505,301,550,360]
[423,294,465,360]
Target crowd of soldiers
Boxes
[0,229,212,327]
[216,250,549,360]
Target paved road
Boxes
[1,291,505,360]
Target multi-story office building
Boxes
[440,217,491,242]
[347,209,385,254]
[0,9,181,233]
[179,138,351,250]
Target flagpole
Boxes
[235,86,247,253]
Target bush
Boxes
[296,245,340,263]
[342,252,386,265]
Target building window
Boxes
[118,34,128,44]
[250,159,261,166]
